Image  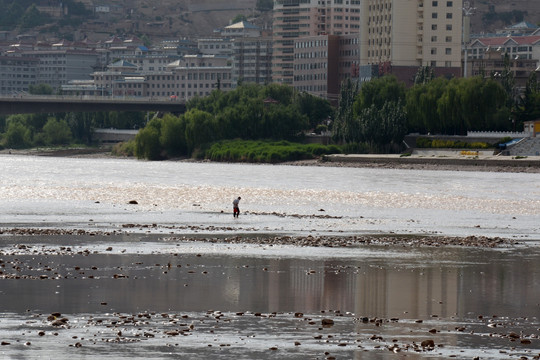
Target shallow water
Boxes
[1,155,539,239]
[1,235,540,359]
[1,156,540,359]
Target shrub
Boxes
[135,126,161,160]
[112,140,136,157]
[42,118,72,145]
[4,121,32,149]
[203,139,343,163]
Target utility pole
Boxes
[462,1,475,78]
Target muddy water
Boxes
[1,235,539,359]
[1,156,539,358]
[1,155,539,239]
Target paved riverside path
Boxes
[324,150,540,169]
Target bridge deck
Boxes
[0,96,187,115]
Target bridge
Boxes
[0,95,187,116]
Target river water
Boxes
[1,155,539,239]
[1,155,540,359]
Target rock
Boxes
[321,318,334,326]
[51,318,69,326]
[421,339,435,348]
[128,200,138,204]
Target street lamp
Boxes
[462,1,476,78]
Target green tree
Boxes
[256,0,273,11]
[134,120,161,160]
[354,75,406,113]
[295,92,334,129]
[159,114,188,157]
[461,77,507,131]
[332,78,360,143]
[184,109,217,153]
[42,118,72,145]
[66,112,93,144]
[231,14,247,24]
[28,83,54,95]
[4,121,32,148]
[414,66,435,85]
[518,71,540,122]
[406,77,448,133]
[1,2,24,28]
[20,4,47,28]
[358,100,407,152]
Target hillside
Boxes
[470,0,540,34]
[5,0,540,43]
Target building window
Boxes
[431,36,437,42]
[446,36,452,42]
[432,24,438,30]
[446,13,452,19]
[446,24,452,30]
[432,1,438,6]
[446,1,453,6]
[432,13,438,18]
[431,48,437,55]
[445,48,452,55]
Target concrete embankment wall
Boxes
[324,154,540,168]
[94,129,138,143]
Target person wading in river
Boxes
[233,197,241,218]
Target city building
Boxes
[360,0,463,85]
[87,54,232,100]
[293,33,359,102]
[468,34,540,63]
[166,54,232,100]
[0,55,39,95]
[197,38,233,56]
[231,37,273,87]
[5,48,99,92]
[468,48,539,90]
[496,21,540,36]
[213,21,273,87]
[272,0,361,85]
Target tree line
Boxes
[3,67,540,160]
[131,83,334,160]
[332,65,540,152]
[0,112,145,149]
[0,0,90,31]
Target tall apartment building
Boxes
[221,22,273,87]
[31,49,99,91]
[293,33,359,102]
[273,0,361,85]
[0,56,39,95]
[360,0,463,85]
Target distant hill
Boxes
[2,0,539,43]
[470,0,540,35]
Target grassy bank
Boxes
[203,140,342,163]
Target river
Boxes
[1,155,539,239]
[0,155,539,359]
